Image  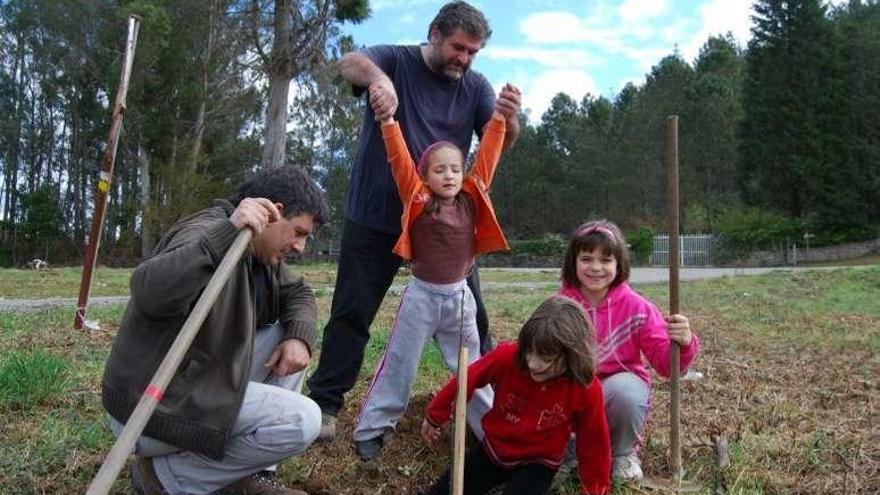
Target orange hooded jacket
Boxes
[380,115,510,261]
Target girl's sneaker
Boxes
[611,453,643,481]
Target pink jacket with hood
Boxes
[559,282,699,385]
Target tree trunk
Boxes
[187,0,216,175]
[261,0,294,169]
[261,72,291,169]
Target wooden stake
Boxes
[75,15,141,329]
[85,229,252,495]
[641,115,700,493]
[666,115,682,482]
[451,344,468,495]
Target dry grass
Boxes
[0,268,877,494]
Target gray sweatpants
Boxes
[353,277,494,442]
[561,371,650,467]
[603,372,650,457]
[108,323,321,495]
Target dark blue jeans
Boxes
[306,219,492,416]
[423,444,557,495]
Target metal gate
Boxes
[650,234,713,267]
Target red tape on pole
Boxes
[143,385,164,402]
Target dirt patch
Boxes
[291,394,453,495]
[286,312,879,494]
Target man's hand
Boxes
[421,418,443,444]
[665,314,693,347]
[368,76,398,122]
[495,83,522,122]
[265,338,310,377]
[229,198,280,235]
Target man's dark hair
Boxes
[229,166,329,224]
[428,1,492,41]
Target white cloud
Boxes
[399,13,417,25]
[519,11,596,44]
[681,0,752,61]
[620,46,673,71]
[482,46,601,68]
[516,8,676,70]
[619,0,668,22]
[518,69,600,117]
[617,74,646,92]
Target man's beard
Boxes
[426,48,468,81]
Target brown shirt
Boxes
[410,193,476,284]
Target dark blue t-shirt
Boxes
[346,44,496,234]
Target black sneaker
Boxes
[354,436,384,461]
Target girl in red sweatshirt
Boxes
[421,296,611,495]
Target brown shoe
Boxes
[223,471,307,495]
[131,457,168,495]
[315,412,336,443]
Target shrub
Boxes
[627,226,655,265]
[713,207,800,262]
[508,235,566,257]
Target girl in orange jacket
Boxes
[352,88,515,461]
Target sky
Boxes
[342,0,847,119]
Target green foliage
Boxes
[713,207,800,261]
[0,349,70,409]
[627,226,655,265]
[1,0,878,267]
[508,235,566,257]
[334,0,370,22]
[809,223,880,247]
[740,0,879,237]
[16,184,63,261]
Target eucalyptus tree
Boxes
[286,35,365,243]
[241,0,368,169]
[124,0,262,256]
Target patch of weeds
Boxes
[801,429,831,469]
[0,349,71,409]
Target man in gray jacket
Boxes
[102,167,329,495]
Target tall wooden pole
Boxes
[85,229,253,495]
[451,345,468,495]
[74,15,141,329]
[666,115,682,481]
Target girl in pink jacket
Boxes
[558,219,699,481]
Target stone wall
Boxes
[743,237,880,267]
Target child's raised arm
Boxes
[470,110,507,187]
[375,108,421,204]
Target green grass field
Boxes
[0,266,877,494]
[0,264,562,299]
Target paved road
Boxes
[0,266,851,313]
